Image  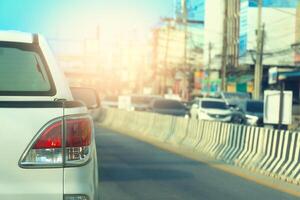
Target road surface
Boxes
[96,127,298,200]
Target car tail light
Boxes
[65,117,92,166]
[20,115,93,168]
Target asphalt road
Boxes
[96,127,298,200]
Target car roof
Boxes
[0,30,33,43]
[200,98,226,103]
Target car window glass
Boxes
[0,45,51,92]
[201,101,228,110]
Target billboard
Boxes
[239,0,249,56]
[175,0,205,22]
[187,0,205,22]
[249,0,297,8]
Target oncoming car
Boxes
[148,99,188,117]
[0,31,99,200]
[190,98,232,122]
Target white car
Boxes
[190,98,232,122]
[0,31,99,200]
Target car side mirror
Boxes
[70,87,100,109]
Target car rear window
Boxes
[202,101,228,110]
[0,42,55,96]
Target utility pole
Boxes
[162,21,171,95]
[253,0,264,100]
[221,0,228,91]
[182,0,189,100]
[208,42,213,94]
[182,0,188,67]
[96,25,101,73]
[152,29,159,94]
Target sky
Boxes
[0,0,174,39]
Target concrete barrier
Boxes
[225,125,247,164]
[214,123,233,160]
[99,108,300,185]
[167,117,189,145]
[181,119,200,149]
[278,132,299,180]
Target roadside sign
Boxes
[268,67,278,85]
[118,96,132,110]
[264,90,293,125]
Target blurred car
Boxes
[229,104,247,124]
[148,99,188,117]
[240,100,264,126]
[220,92,251,108]
[190,98,232,122]
[182,99,198,111]
[131,95,163,111]
[101,95,118,108]
[70,87,102,120]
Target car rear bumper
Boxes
[64,142,99,200]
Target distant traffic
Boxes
[101,92,264,127]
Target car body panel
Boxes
[0,107,64,200]
[0,31,98,200]
[64,106,99,200]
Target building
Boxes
[225,0,298,95]
[170,0,206,96]
[239,0,297,66]
[152,20,204,97]
[294,2,300,64]
[226,0,241,70]
[48,38,103,88]
[148,0,206,98]
[202,0,226,95]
